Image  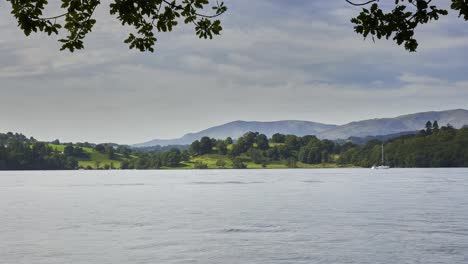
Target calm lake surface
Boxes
[1,169,468,264]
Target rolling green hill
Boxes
[48,144,127,169]
[35,142,350,170]
[180,154,348,169]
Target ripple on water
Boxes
[220,225,287,234]
[68,183,147,187]
[302,180,323,183]
[190,181,264,185]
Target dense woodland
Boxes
[0,133,133,170]
[339,122,468,168]
[0,133,78,170]
[122,132,345,169]
[1,121,468,170]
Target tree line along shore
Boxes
[1,121,467,170]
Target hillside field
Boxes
[48,144,350,170]
[49,144,125,169]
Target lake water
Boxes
[1,169,468,264]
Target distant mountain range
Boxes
[134,109,468,147]
[317,109,468,140]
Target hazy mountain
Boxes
[317,109,468,140]
[134,121,337,147]
[134,109,468,147]
[345,131,418,145]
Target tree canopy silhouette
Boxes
[348,0,468,51]
[5,0,468,52]
[7,0,226,52]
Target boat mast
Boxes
[381,144,384,165]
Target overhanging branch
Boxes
[345,0,378,6]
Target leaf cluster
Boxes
[7,0,227,52]
[350,0,467,51]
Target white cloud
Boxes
[399,73,446,85]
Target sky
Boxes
[1,0,468,144]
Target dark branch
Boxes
[38,13,68,21]
[162,0,225,18]
[345,0,378,7]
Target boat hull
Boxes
[372,166,390,170]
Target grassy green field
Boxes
[179,154,353,169]
[49,144,125,169]
[48,144,355,170]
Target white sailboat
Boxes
[371,144,390,169]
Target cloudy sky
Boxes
[1,0,468,144]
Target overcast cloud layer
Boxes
[1,0,468,144]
